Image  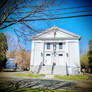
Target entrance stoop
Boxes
[45,75,54,79]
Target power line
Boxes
[19,14,92,21]
[5,9,92,22]
[41,5,92,12]
[14,4,92,14]
[0,14,92,30]
[48,9,92,16]
[7,9,92,20]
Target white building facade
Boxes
[30,26,81,75]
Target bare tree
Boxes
[0,0,56,45]
[0,0,92,46]
[0,0,55,29]
[1,0,92,30]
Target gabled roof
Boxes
[31,26,81,40]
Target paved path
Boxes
[0,72,92,91]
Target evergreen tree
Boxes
[88,39,92,73]
[0,33,8,71]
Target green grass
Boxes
[16,73,88,80]
[16,73,45,78]
[54,75,88,80]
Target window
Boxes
[59,43,63,49]
[46,54,50,56]
[47,43,50,49]
[59,54,63,56]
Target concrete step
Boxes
[39,66,52,74]
[39,66,67,75]
[45,75,54,79]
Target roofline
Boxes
[30,26,81,40]
[31,37,81,40]
[30,27,51,39]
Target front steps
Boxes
[39,66,67,75]
[45,75,54,79]
[39,66,52,74]
[30,65,80,75]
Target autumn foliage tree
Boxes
[14,49,30,69]
[7,48,30,69]
[0,33,8,70]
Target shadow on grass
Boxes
[0,77,92,92]
[0,85,92,92]
[0,85,67,92]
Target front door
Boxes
[44,52,52,65]
[56,53,65,66]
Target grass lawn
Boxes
[54,75,88,80]
[16,73,45,78]
[16,73,88,80]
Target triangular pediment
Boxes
[31,26,81,40]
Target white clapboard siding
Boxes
[32,42,43,65]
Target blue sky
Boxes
[1,0,92,56]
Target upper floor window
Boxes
[59,43,63,49]
[47,43,50,49]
